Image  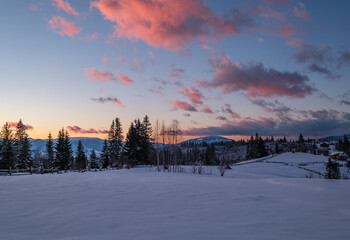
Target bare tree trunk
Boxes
[161,121,166,172]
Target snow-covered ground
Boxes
[1,153,350,240]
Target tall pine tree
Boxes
[75,140,87,170]
[0,122,15,169]
[89,150,99,169]
[45,132,55,169]
[64,130,73,170]
[108,118,123,167]
[140,115,153,165]
[100,139,110,168]
[14,120,32,169]
[55,129,73,171]
[124,122,138,167]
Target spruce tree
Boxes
[0,122,15,169]
[64,130,73,170]
[343,135,349,155]
[298,133,304,143]
[75,140,87,171]
[45,132,55,169]
[204,145,218,165]
[90,150,99,169]
[246,133,268,160]
[140,115,153,165]
[257,137,268,158]
[100,139,110,168]
[325,159,341,179]
[108,118,123,167]
[275,143,280,154]
[124,122,138,167]
[55,129,72,171]
[14,120,32,169]
[55,128,65,170]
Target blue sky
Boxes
[0,0,350,140]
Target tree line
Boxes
[0,116,155,172]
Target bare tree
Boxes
[153,120,160,172]
[161,121,166,172]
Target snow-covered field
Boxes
[1,153,350,240]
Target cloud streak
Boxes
[67,126,109,134]
[8,122,34,131]
[48,16,81,37]
[85,68,135,85]
[52,0,79,15]
[197,55,314,98]
[90,97,125,107]
[168,99,197,112]
[85,68,116,82]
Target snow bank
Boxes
[1,168,349,240]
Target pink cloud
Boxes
[48,16,81,37]
[294,1,311,20]
[85,68,135,85]
[197,54,314,98]
[168,99,197,112]
[52,0,79,16]
[178,86,204,105]
[85,68,116,82]
[8,122,34,131]
[67,126,109,134]
[201,106,213,114]
[117,71,135,85]
[79,32,100,41]
[90,0,249,50]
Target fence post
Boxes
[9,167,12,176]
[30,167,33,175]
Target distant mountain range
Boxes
[31,137,105,154]
[319,134,350,141]
[179,135,234,145]
[30,135,234,154]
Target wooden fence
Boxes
[0,167,59,176]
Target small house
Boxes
[329,151,348,160]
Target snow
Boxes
[1,153,350,240]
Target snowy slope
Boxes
[1,153,349,240]
[1,169,349,240]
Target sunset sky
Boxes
[1,0,350,140]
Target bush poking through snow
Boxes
[192,166,197,174]
[218,165,226,176]
[198,165,203,174]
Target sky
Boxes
[1,0,350,140]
